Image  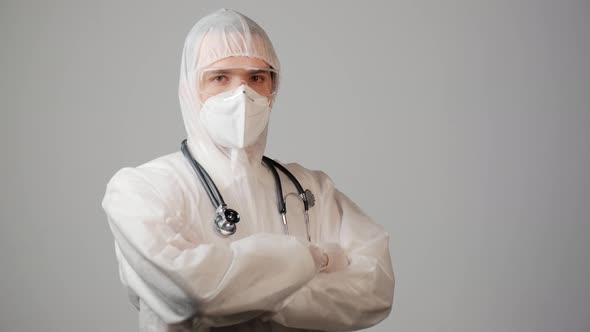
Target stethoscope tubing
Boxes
[181,139,223,208]
[263,157,309,211]
[262,158,286,214]
[181,139,312,240]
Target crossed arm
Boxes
[102,167,394,330]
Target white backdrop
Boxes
[1,1,589,331]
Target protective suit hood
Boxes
[178,8,280,187]
[102,8,394,331]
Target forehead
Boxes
[206,56,271,69]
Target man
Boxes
[102,8,394,332]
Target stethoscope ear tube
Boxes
[263,157,311,211]
[262,157,286,214]
[263,157,316,241]
[262,156,288,234]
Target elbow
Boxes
[352,305,393,331]
[370,256,395,325]
[349,259,395,330]
[356,283,394,330]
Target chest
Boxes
[182,167,320,246]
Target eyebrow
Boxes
[204,69,232,76]
[204,68,272,75]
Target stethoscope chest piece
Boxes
[214,204,240,236]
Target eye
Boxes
[205,74,229,84]
[209,75,229,83]
[250,74,269,83]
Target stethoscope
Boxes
[181,139,315,241]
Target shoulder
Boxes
[101,152,192,241]
[104,151,189,200]
[272,159,336,195]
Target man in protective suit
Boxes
[102,8,394,332]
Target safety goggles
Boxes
[198,66,278,97]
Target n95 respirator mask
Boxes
[199,84,271,149]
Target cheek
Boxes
[200,94,209,105]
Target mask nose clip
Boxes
[239,83,256,102]
[221,84,248,101]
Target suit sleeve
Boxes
[266,171,395,331]
[101,166,319,327]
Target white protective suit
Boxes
[102,8,394,332]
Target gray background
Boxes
[1,0,589,331]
